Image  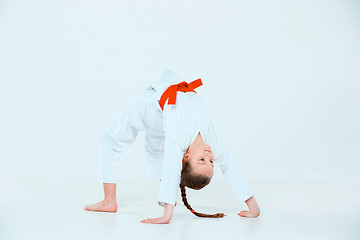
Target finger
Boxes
[238,210,245,216]
[238,210,253,218]
[142,218,161,224]
[140,219,152,223]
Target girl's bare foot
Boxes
[84,200,117,213]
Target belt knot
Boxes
[159,78,203,110]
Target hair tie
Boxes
[191,209,195,213]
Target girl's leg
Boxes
[84,183,117,212]
[85,88,150,212]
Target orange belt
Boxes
[159,78,203,111]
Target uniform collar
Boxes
[150,68,183,93]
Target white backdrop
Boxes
[1,0,360,183]
[1,1,360,240]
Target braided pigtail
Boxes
[180,184,225,218]
[179,160,225,218]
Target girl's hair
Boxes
[179,160,225,218]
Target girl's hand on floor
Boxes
[140,217,171,224]
[238,210,260,218]
[238,195,260,218]
[141,203,173,224]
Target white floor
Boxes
[1,0,360,239]
[1,169,359,240]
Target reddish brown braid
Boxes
[179,161,226,218]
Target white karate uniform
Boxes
[98,68,254,207]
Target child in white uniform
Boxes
[85,68,260,224]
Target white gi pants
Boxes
[98,86,165,183]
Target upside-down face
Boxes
[183,144,214,178]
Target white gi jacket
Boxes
[99,68,254,207]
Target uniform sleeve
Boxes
[214,137,254,202]
[157,106,183,207]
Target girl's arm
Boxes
[238,195,260,218]
[140,203,174,224]
[212,135,260,218]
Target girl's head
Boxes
[179,143,225,218]
[182,143,214,178]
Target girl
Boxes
[84,68,260,224]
